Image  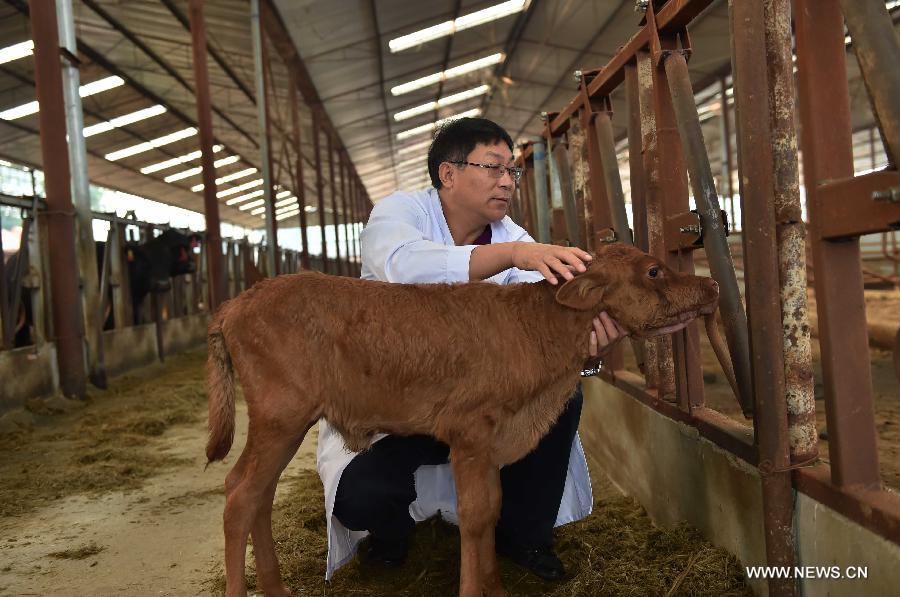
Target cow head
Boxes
[139,228,199,292]
[555,243,719,338]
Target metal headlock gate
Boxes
[512,1,900,595]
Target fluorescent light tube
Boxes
[389,1,528,53]
[394,84,490,121]
[191,165,256,191]
[104,127,198,161]
[0,40,34,65]
[166,155,240,183]
[140,145,223,174]
[225,189,265,206]
[84,104,167,137]
[391,54,503,96]
[0,75,125,121]
[238,198,266,211]
[216,178,263,198]
[396,108,481,140]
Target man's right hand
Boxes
[510,242,593,285]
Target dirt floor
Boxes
[0,347,751,596]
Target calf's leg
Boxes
[223,417,310,597]
[450,445,506,597]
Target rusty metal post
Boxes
[626,64,648,253]
[326,130,343,276]
[838,0,900,165]
[57,0,105,387]
[30,0,86,398]
[796,0,881,488]
[551,142,582,248]
[764,0,817,464]
[730,0,797,591]
[637,51,675,398]
[647,31,704,412]
[188,0,226,310]
[312,106,328,273]
[251,0,277,276]
[720,78,736,232]
[594,109,632,245]
[568,113,593,251]
[663,52,753,416]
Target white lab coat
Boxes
[316,187,593,580]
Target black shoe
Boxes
[360,533,408,566]
[496,538,565,581]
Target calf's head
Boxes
[555,243,719,338]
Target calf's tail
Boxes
[206,308,236,464]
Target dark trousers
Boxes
[333,386,583,548]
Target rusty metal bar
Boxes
[550,142,582,248]
[594,109,631,245]
[662,51,753,416]
[327,130,343,276]
[0,210,9,349]
[568,113,593,250]
[815,171,900,239]
[796,0,881,489]
[764,0,818,465]
[312,107,328,273]
[637,50,674,398]
[549,0,716,135]
[646,27,703,413]
[625,64,648,253]
[30,0,86,397]
[729,0,797,591]
[188,0,226,310]
[839,0,900,165]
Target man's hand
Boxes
[589,311,628,358]
[509,242,593,285]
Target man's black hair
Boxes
[427,117,514,189]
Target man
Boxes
[316,117,627,582]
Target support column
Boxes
[339,150,352,275]
[30,0,86,398]
[326,131,342,275]
[312,106,328,272]
[720,77,735,232]
[56,0,104,387]
[251,0,277,276]
[531,139,551,243]
[288,77,311,270]
[731,1,797,592]
[188,0,226,309]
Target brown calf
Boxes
[206,242,724,597]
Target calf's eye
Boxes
[647,267,660,279]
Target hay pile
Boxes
[210,470,750,596]
[0,349,208,518]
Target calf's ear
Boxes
[555,275,605,311]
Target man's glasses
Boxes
[449,161,524,183]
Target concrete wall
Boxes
[0,314,208,414]
[0,342,58,412]
[580,374,900,596]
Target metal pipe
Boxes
[56,0,104,386]
[594,110,632,244]
[312,107,328,273]
[288,78,311,270]
[0,210,9,348]
[663,51,753,417]
[340,151,351,275]
[796,0,881,489]
[251,0,277,277]
[720,77,735,233]
[568,113,593,250]
[764,0,818,464]
[531,139,551,243]
[188,0,226,310]
[839,0,900,165]
[550,142,582,248]
[729,0,797,591]
[30,0,86,398]
[327,130,343,276]
[625,64,648,252]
